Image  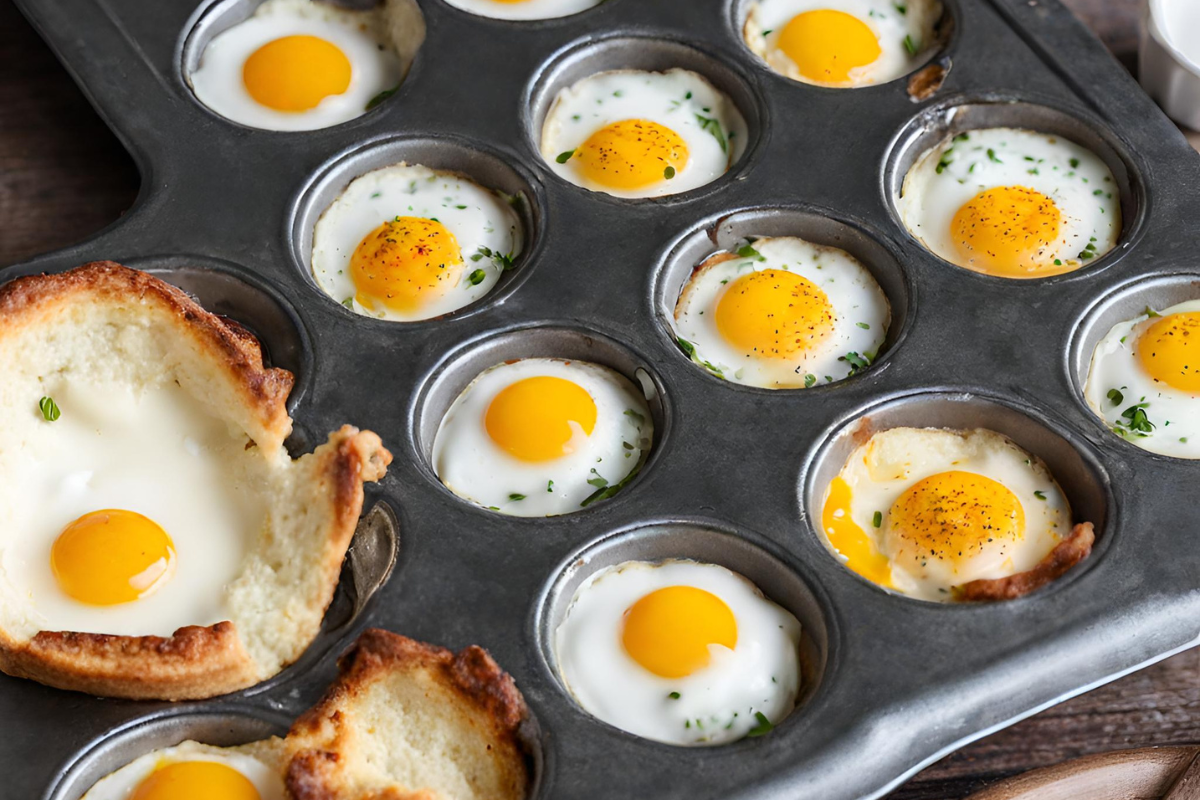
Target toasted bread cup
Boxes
[0,262,391,700]
[284,629,532,800]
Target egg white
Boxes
[1084,299,1200,458]
[432,359,652,516]
[189,0,407,131]
[312,162,523,321]
[826,427,1071,601]
[554,559,802,746]
[81,741,284,800]
[671,236,890,388]
[541,69,747,198]
[744,0,943,86]
[0,380,264,636]
[443,0,602,20]
[900,127,1121,277]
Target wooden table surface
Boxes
[3,1,1199,797]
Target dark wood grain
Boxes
[1,1,1197,798]
[0,0,138,267]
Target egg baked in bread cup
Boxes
[79,629,533,800]
[0,261,392,700]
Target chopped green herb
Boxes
[341,297,355,309]
[840,351,872,374]
[1033,490,1047,500]
[664,165,676,179]
[1069,157,1080,168]
[1054,259,1062,266]
[987,148,1002,163]
[38,396,60,422]
[508,493,526,501]
[804,374,817,389]
[547,480,554,493]
[694,114,727,153]
[894,2,907,13]
[586,469,608,489]
[953,133,970,142]
[624,408,646,425]
[872,511,883,528]
[746,711,774,737]
[856,322,870,330]
[668,691,681,700]
[1144,306,1161,318]
[1107,388,1124,406]
[736,243,766,261]
[467,269,487,286]
[365,86,398,111]
[761,28,773,35]
[903,34,919,56]
[678,338,696,358]
[556,149,575,164]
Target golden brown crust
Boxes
[285,629,530,800]
[0,261,294,442]
[907,62,948,101]
[0,263,392,700]
[954,522,1096,602]
[0,623,257,702]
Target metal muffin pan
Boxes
[7,0,1200,798]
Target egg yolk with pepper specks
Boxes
[886,471,1025,567]
[129,761,261,800]
[621,586,738,678]
[950,186,1064,277]
[715,269,836,359]
[777,10,882,84]
[349,216,464,313]
[242,35,351,112]
[485,376,598,462]
[51,509,176,606]
[1138,312,1200,393]
[577,119,689,190]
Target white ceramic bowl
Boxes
[1139,0,1200,131]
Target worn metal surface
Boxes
[5,1,1200,798]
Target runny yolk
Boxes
[51,510,175,606]
[484,376,598,462]
[888,471,1025,566]
[1137,311,1200,392]
[576,119,689,190]
[821,477,892,587]
[242,35,351,112]
[349,216,464,313]
[714,269,836,359]
[950,186,1065,277]
[777,10,882,84]
[130,761,261,800]
[621,586,737,678]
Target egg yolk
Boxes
[485,376,597,462]
[950,186,1065,277]
[349,216,464,313]
[51,510,175,606]
[822,477,892,587]
[777,10,882,84]
[888,471,1025,566]
[1137,311,1200,392]
[242,35,351,112]
[576,119,689,190]
[621,586,737,679]
[130,761,260,800]
[715,269,836,359]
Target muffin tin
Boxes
[7,0,1200,798]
